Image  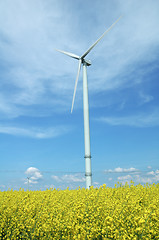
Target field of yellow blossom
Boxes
[0,181,158,239]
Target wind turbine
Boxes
[56,16,122,189]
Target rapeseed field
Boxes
[0,181,158,239]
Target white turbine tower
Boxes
[56,16,122,189]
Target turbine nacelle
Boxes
[82,59,91,66]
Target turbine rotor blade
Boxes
[71,59,82,113]
[81,16,122,59]
[55,49,80,60]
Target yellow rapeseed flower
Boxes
[0,182,158,239]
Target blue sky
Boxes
[0,0,159,190]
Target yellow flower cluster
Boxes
[0,181,158,239]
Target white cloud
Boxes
[26,179,38,185]
[25,167,43,184]
[25,167,42,177]
[52,173,85,183]
[0,125,70,138]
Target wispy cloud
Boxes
[147,166,152,169]
[105,167,140,173]
[147,170,159,176]
[0,0,159,118]
[52,173,85,183]
[0,0,74,118]
[97,110,159,127]
[105,166,159,186]
[0,125,70,138]
[133,171,159,184]
[139,92,154,105]
[118,175,132,181]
